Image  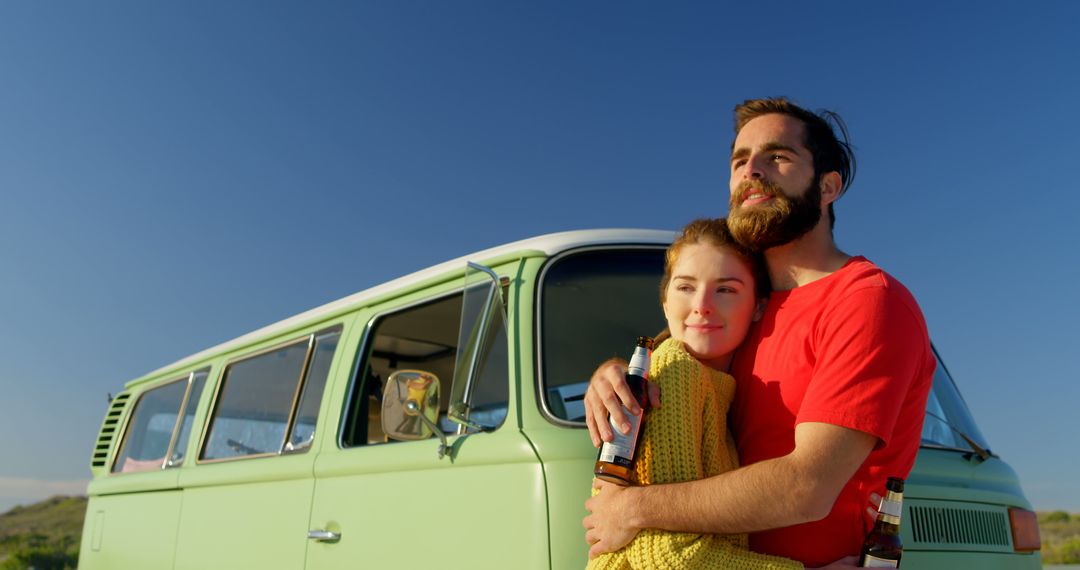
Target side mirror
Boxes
[381,370,449,459]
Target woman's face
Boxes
[662,242,760,371]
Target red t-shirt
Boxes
[730,256,935,567]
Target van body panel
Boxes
[78,491,181,570]
[173,450,317,570]
[306,429,548,568]
[522,426,597,568]
[900,551,1040,569]
[908,449,1032,506]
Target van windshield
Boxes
[920,354,992,453]
[539,248,666,423]
[538,246,992,455]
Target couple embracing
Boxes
[583,98,935,569]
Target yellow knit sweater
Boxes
[587,339,802,570]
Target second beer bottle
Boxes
[860,476,905,567]
[594,336,653,485]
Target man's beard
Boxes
[728,177,823,251]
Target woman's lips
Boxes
[685,324,724,332]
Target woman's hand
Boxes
[584,358,661,447]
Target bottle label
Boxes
[879,497,902,518]
[861,554,899,567]
[598,410,642,466]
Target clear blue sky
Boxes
[2,2,1078,514]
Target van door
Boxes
[304,267,550,569]
[173,328,343,570]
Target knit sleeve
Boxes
[701,369,739,478]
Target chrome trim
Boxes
[279,334,317,455]
[162,369,203,468]
[196,325,343,465]
[451,262,501,431]
[307,529,341,542]
[284,327,344,454]
[533,244,669,428]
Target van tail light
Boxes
[1008,507,1041,552]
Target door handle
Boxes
[307,529,341,542]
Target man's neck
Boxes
[764,222,851,291]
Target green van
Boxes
[79,229,1041,569]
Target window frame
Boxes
[338,289,467,450]
[196,325,343,465]
[110,368,209,475]
[533,244,668,427]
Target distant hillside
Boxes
[0,495,85,570]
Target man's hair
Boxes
[733,98,856,228]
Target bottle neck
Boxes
[627,346,649,378]
[877,490,903,526]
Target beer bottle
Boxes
[593,336,653,485]
[860,476,905,567]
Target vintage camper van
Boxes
[79,229,1041,569]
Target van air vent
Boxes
[90,392,131,469]
[908,504,1011,548]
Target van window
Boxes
[167,370,208,467]
[921,355,991,452]
[112,369,209,473]
[539,248,666,422]
[341,291,509,447]
[201,327,341,461]
[287,330,341,452]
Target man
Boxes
[582,98,935,567]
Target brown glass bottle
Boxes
[860,477,905,567]
[593,336,653,485]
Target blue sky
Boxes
[2,2,1078,514]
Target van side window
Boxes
[201,327,342,461]
[287,330,341,452]
[167,370,208,467]
[539,248,665,423]
[112,370,209,474]
[341,292,509,447]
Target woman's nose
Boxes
[693,293,714,314]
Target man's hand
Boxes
[867,492,882,525]
[583,479,642,558]
[583,358,661,447]
[810,555,860,569]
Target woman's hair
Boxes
[659,218,771,303]
[652,218,769,346]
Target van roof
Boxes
[141,228,675,383]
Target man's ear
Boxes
[753,299,767,322]
[819,171,843,206]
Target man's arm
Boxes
[583,422,877,557]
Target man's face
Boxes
[727,113,824,250]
